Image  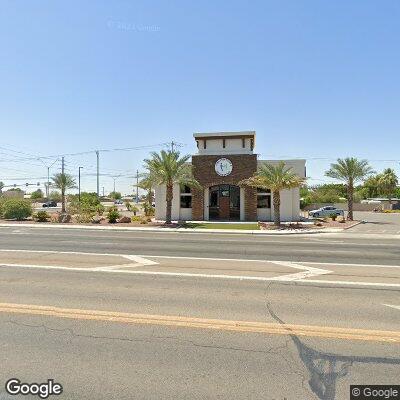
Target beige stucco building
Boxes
[155,131,306,222]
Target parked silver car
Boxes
[309,206,344,218]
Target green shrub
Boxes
[109,191,122,200]
[107,209,120,223]
[49,191,62,202]
[30,189,44,200]
[1,199,32,220]
[74,213,94,223]
[35,210,50,222]
[329,213,337,221]
[0,197,5,216]
[128,203,139,215]
[96,204,105,215]
[131,215,142,222]
[143,203,155,216]
[68,192,104,221]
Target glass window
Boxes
[257,195,271,208]
[220,185,230,197]
[180,185,192,208]
[180,185,191,194]
[180,195,192,208]
[257,188,271,208]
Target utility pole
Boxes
[136,170,139,204]
[96,150,100,197]
[38,158,58,198]
[61,156,65,213]
[78,167,83,202]
[170,141,184,152]
[46,167,50,197]
[111,175,121,194]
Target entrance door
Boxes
[209,186,219,220]
[208,185,240,221]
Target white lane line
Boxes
[3,230,400,245]
[383,304,400,311]
[137,255,400,270]
[138,254,275,263]
[0,250,159,271]
[0,262,399,288]
[0,249,127,257]
[0,250,399,287]
[0,250,330,281]
[294,260,400,269]
[0,263,100,272]
[296,279,400,288]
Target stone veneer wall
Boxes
[191,154,258,221]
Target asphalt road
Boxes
[350,211,400,234]
[0,226,399,400]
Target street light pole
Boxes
[78,167,83,202]
[96,150,100,198]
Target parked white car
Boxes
[309,206,344,218]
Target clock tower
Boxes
[191,131,257,221]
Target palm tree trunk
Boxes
[165,183,173,224]
[147,188,153,209]
[61,187,66,213]
[273,190,281,226]
[347,183,354,221]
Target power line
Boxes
[0,143,168,163]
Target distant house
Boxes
[362,198,400,210]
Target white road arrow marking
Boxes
[268,261,332,281]
[383,304,400,311]
[94,255,159,271]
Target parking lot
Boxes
[350,211,400,234]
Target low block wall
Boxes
[303,203,382,212]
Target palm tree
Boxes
[364,174,381,198]
[325,158,373,221]
[139,175,154,211]
[51,173,77,213]
[240,162,306,226]
[378,168,398,206]
[143,150,199,224]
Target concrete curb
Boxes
[343,220,364,230]
[0,223,343,235]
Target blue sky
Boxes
[0,0,399,194]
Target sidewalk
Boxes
[0,222,343,235]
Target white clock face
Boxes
[215,158,233,176]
